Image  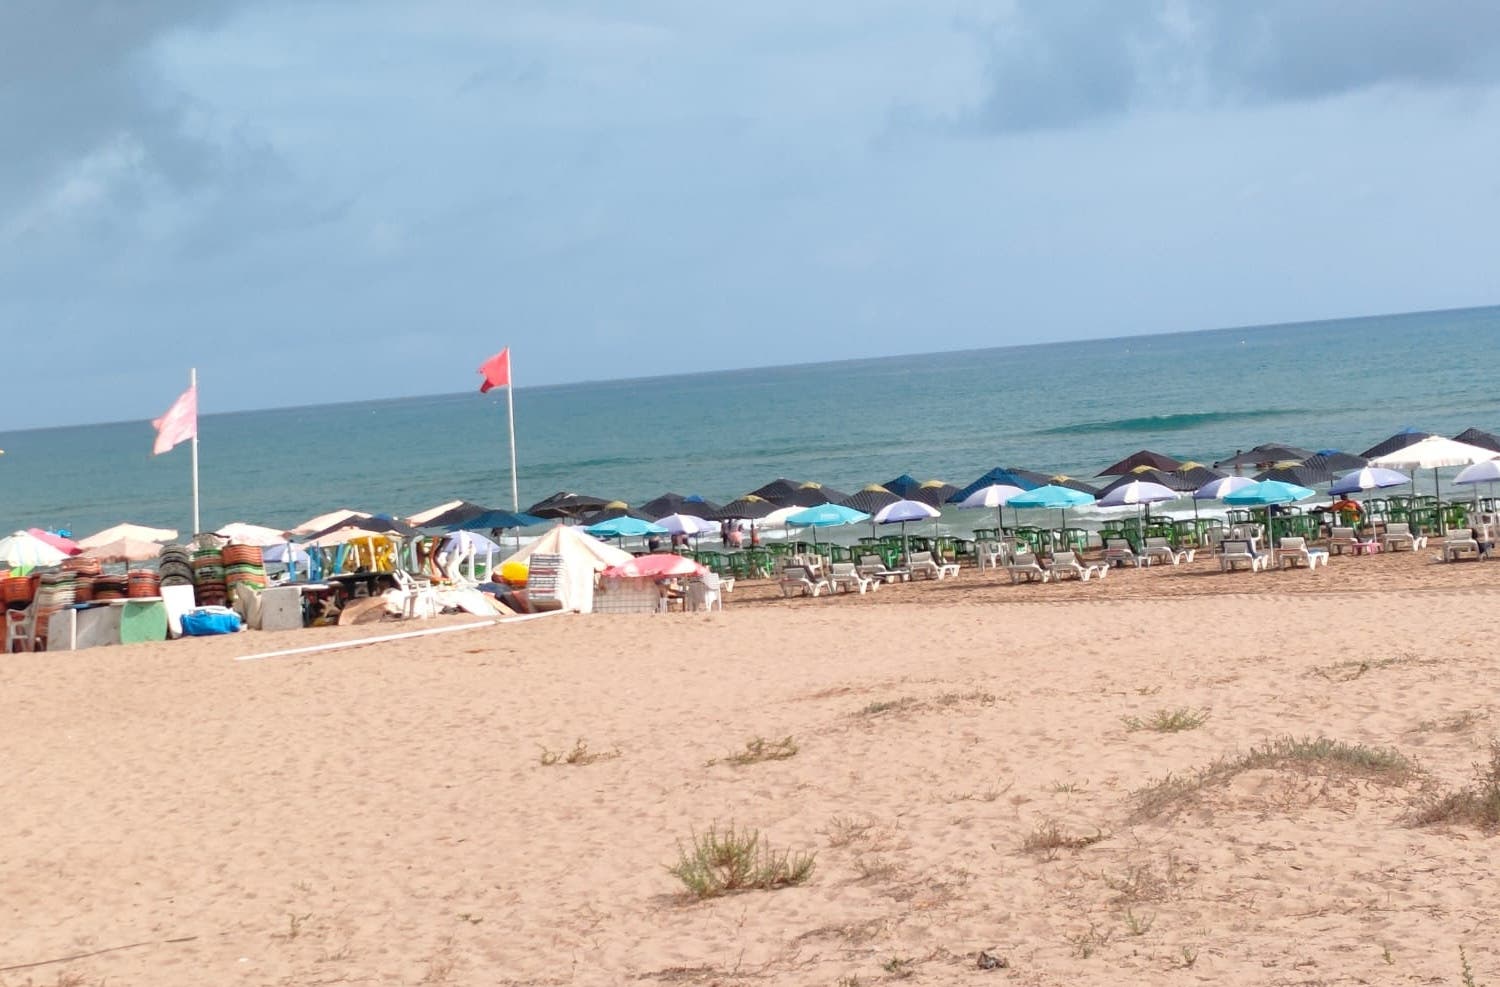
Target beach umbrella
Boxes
[654,513,716,537]
[1223,479,1317,546]
[710,495,779,521]
[406,500,491,528]
[443,508,545,532]
[1006,484,1096,544]
[1097,449,1183,477]
[1166,462,1224,492]
[526,491,611,520]
[290,508,373,536]
[1454,459,1500,509]
[1213,444,1317,471]
[1369,436,1499,526]
[956,483,1027,530]
[785,503,870,547]
[1310,450,1368,473]
[1098,480,1180,545]
[440,529,504,581]
[1192,475,1257,533]
[80,537,166,563]
[839,484,903,514]
[0,531,68,570]
[261,542,312,565]
[580,501,652,524]
[1254,460,1329,487]
[872,499,942,561]
[26,528,80,556]
[603,553,709,579]
[908,479,960,508]
[1098,468,1176,496]
[1360,428,1433,460]
[1329,467,1411,496]
[584,515,668,541]
[213,522,289,546]
[1329,467,1412,534]
[783,481,849,508]
[1453,427,1500,455]
[949,467,1042,504]
[77,522,178,549]
[306,515,421,540]
[1048,474,1100,496]
[638,492,721,520]
[882,474,922,497]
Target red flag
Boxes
[478,348,511,393]
[152,384,198,455]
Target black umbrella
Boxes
[638,492,722,520]
[1308,450,1368,473]
[839,484,903,514]
[1454,427,1500,454]
[1097,449,1183,477]
[442,509,545,531]
[1164,462,1225,492]
[882,474,922,497]
[749,478,849,508]
[526,491,611,520]
[1360,428,1432,460]
[413,500,493,530]
[1213,443,1316,470]
[578,500,653,524]
[908,479,960,508]
[1045,473,1101,496]
[1254,462,1329,487]
[305,514,421,540]
[1098,467,1177,496]
[710,495,780,521]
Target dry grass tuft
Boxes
[668,822,816,898]
[1021,818,1107,860]
[1130,736,1416,820]
[539,739,620,766]
[821,815,875,847]
[708,735,799,766]
[1122,707,1210,733]
[1412,742,1500,830]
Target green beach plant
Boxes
[668,822,815,898]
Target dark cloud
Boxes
[965,0,1500,134]
[0,0,250,227]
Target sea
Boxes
[3,305,1498,540]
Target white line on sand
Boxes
[232,610,566,662]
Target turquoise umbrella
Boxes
[1005,484,1097,552]
[584,516,668,543]
[1223,479,1316,547]
[785,503,870,548]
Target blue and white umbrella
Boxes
[1329,467,1411,496]
[1453,459,1500,508]
[872,499,941,560]
[956,483,1027,529]
[1098,480,1179,543]
[654,513,717,537]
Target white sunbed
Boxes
[1274,536,1329,570]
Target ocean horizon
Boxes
[3,302,1498,538]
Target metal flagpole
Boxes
[505,363,519,511]
[190,367,201,536]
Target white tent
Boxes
[502,525,632,614]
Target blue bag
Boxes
[180,607,244,636]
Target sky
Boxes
[4,0,1500,428]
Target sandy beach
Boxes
[4,549,1500,986]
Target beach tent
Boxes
[502,525,632,613]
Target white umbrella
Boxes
[80,537,164,562]
[655,513,716,537]
[0,531,68,570]
[76,522,178,549]
[214,522,290,547]
[1099,480,1180,545]
[1370,436,1498,533]
[1453,459,1500,512]
[873,499,941,560]
[956,483,1027,530]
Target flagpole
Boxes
[190,367,201,536]
[506,372,519,511]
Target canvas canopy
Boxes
[502,525,633,613]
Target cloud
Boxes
[0,1,256,235]
[961,0,1500,134]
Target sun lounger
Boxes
[1327,526,1359,555]
[829,561,877,594]
[1444,529,1482,563]
[1275,536,1328,570]
[1381,522,1427,553]
[907,551,960,580]
[1049,550,1108,582]
[778,565,831,597]
[1217,538,1268,572]
[1007,549,1050,583]
[856,554,909,583]
[1102,537,1145,568]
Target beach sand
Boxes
[3,548,1499,985]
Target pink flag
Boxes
[152,384,198,455]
